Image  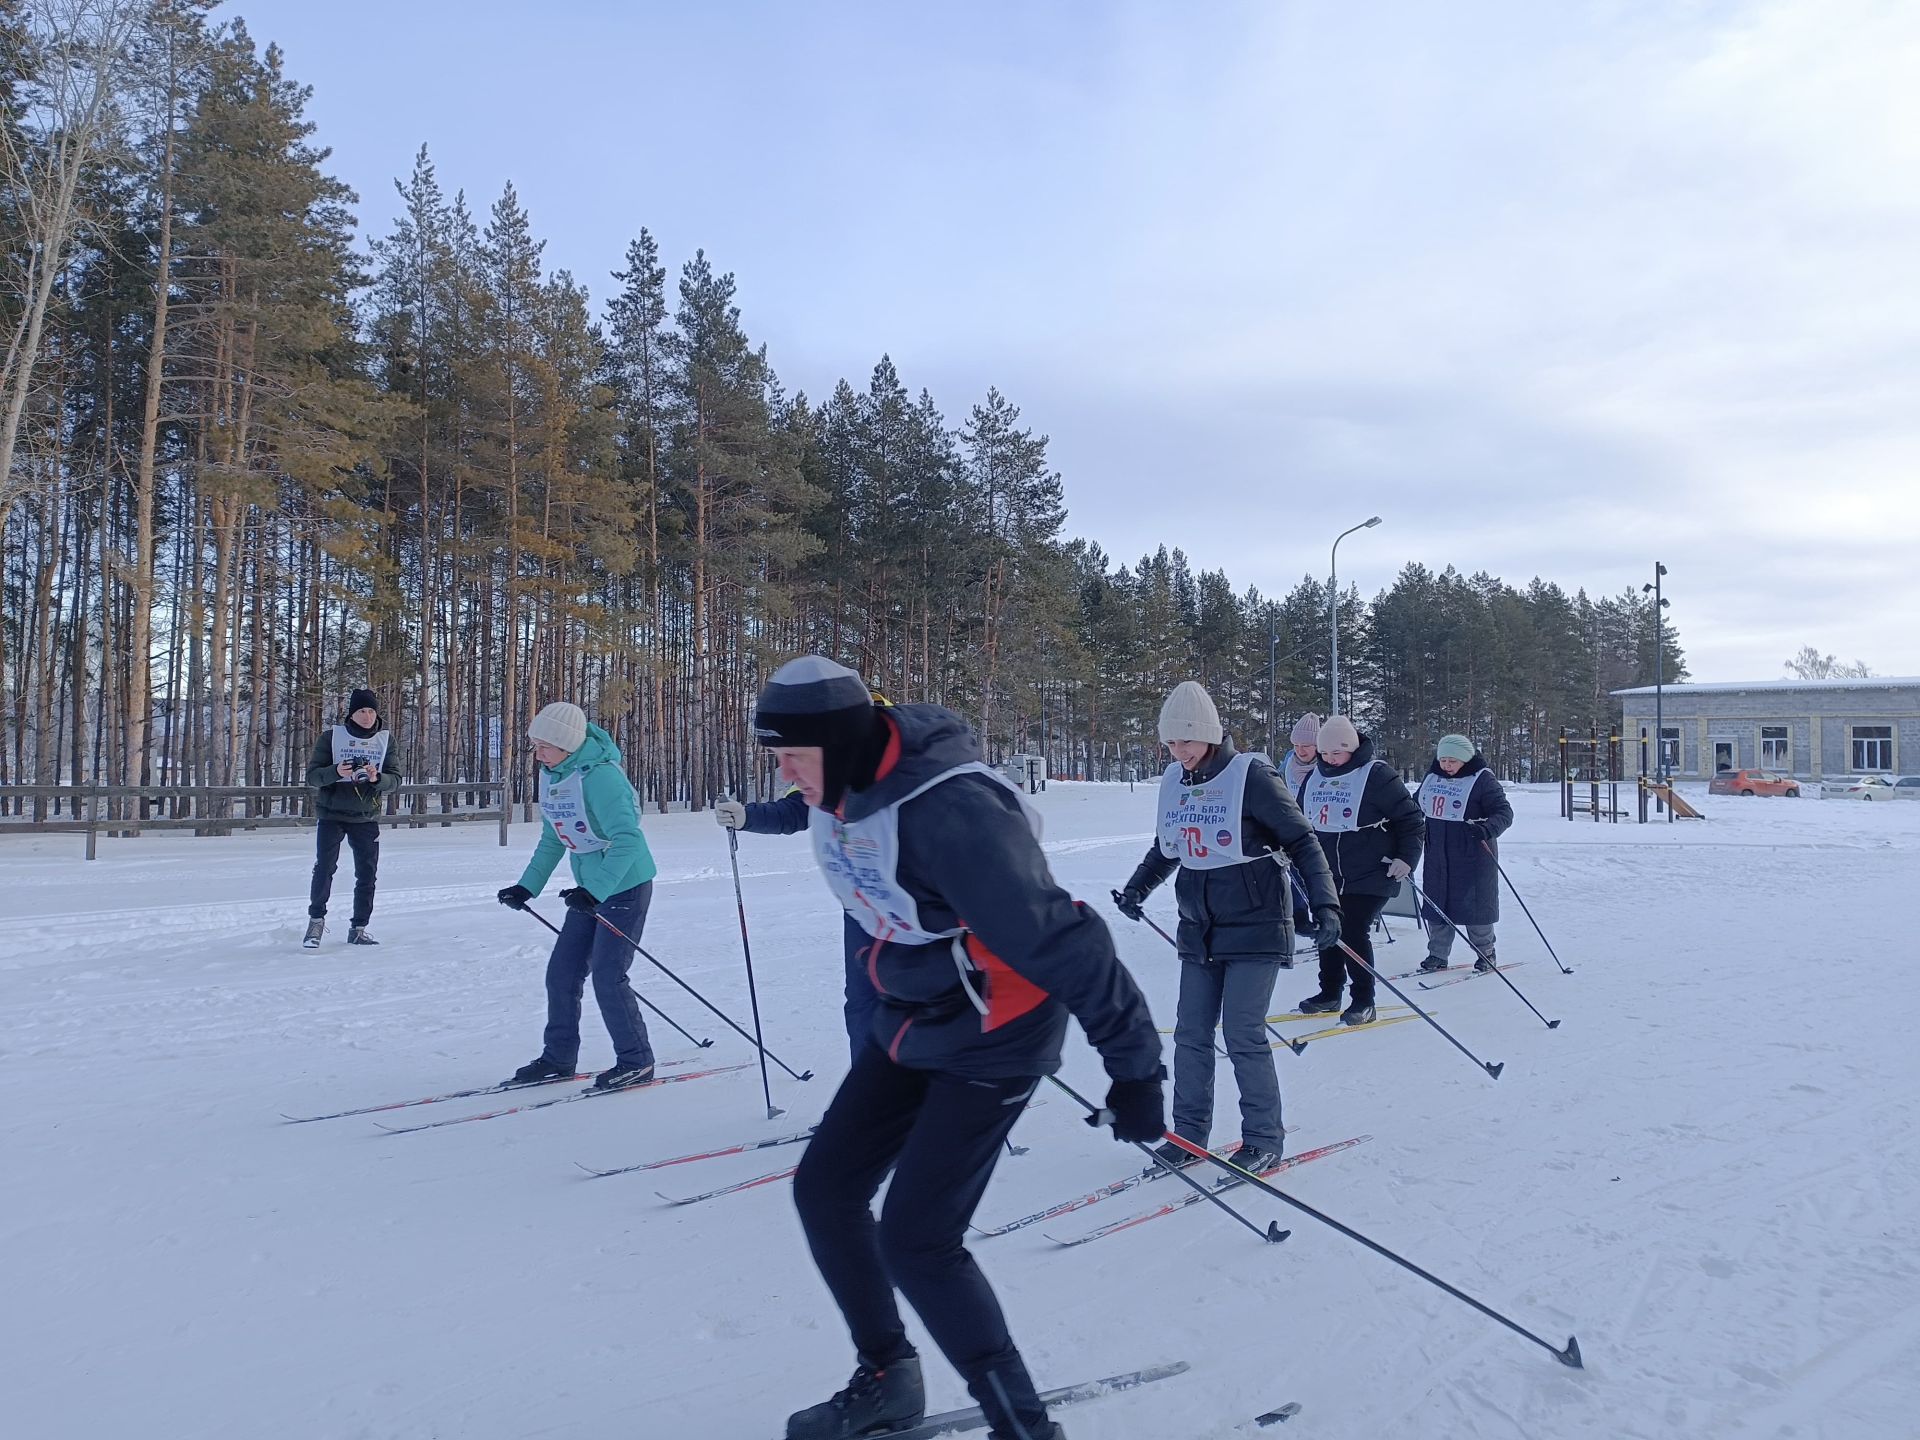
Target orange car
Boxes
[1708,768,1801,798]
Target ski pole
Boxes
[726,828,783,1119]
[1407,879,1560,1030]
[1319,938,1504,1078]
[585,908,814,1083]
[1049,1076,1286,1246]
[1060,1078,1580,1369]
[1484,840,1574,974]
[1130,902,1276,1057]
[520,905,714,1051]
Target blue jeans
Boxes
[541,882,655,1069]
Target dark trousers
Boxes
[793,1044,1035,1384]
[1317,891,1389,1006]
[1171,957,1284,1154]
[843,915,879,1061]
[310,818,379,925]
[540,882,655,1069]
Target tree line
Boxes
[1,2,1687,818]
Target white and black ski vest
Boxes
[1417,770,1485,824]
[811,762,1041,946]
[1300,760,1391,833]
[330,726,390,773]
[1156,752,1272,869]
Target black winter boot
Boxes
[786,1352,924,1440]
[968,1350,1058,1440]
[1418,955,1449,973]
[302,918,324,949]
[508,1056,573,1086]
[1473,948,1497,973]
[1341,1001,1377,1027]
[1227,1144,1281,1172]
[1141,1139,1204,1176]
[347,924,378,945]
[594,1060,655,1091]
[1297,991,1342,1015]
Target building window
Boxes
[1852,726,1894,771]
[1659,727,1681,771]
[1760,726,1790,768]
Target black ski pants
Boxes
[793,1042,1036,1385]
[310,818,379,925]
[1316,890,1389,1006]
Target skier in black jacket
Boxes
[302,688,401,948]
[754,656,1164,1440]
[1416,734,1514,973]
[1292,716,1424,1025]
[1113,681,1339,1175]
[716,695,895,1059]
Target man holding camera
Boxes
[303,687,401,948]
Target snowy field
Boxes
[4,781,1919,1440]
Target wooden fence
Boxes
[0,784,512,858]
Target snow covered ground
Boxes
[4,782,1919,1440]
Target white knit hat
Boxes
[1158,681,1224,745]
[527,701,588,754]
[1317,715,1360,753]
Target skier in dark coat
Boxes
[716,694,896,1060]
[755,656,1164,1440]
[1293,716,1424,1025]
[1114,682,1339,1175]
[1416,734,1514,973]
[303,687,402,948]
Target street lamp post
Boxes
[1329,516,1382,715]
[1642,563,1670,781]
[1268,607,1278,753]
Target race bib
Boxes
[1418,771,1480,822]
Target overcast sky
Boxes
[227,0,1920,680]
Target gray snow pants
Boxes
[1426,920,1496,965]
[1171,956,1284,1156]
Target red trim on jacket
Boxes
[962,932,1050,1032]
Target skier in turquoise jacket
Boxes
[495,702,660,1090]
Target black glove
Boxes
[1311,905,1344,951]
[496,884,532,910]
[560,886,600,913]
[1099,1070,1166,1144]
[1110,887,1146,922]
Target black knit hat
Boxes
[348,688,379,717]
[754,656,880,808]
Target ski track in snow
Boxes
[2,786,1918,1438]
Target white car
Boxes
[1820,775,1898,800]
[1893,776,1920,800]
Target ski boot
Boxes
[1227,1144,1281,1172]
[347,925,378,945]
[508,1056,573,1086]
[594,1060,656,1091]
[968,1350,1060,1440]
[1297,991,1343,1015]
[302,918,325,949]
[1418,955,1449,973]
[1341,1000,1376,1027]
[786,1352,923,1440]
[1473,949,1497,974]
[1142,1138,1205,1175]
